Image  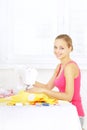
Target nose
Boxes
[54,48,60,53]
[54,49,59,55]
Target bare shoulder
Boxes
[66,62,79,70]
[64,62,80,78]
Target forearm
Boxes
[44,89,72,101]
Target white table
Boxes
[0,101,82,130]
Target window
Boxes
[67,0,87,69]
[8,0,59,68]
[1,0,87,69]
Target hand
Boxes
[26,86,46,93]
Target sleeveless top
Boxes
[54,61,85,116]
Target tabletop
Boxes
[0,100,82,130]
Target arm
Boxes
[43,64,77,101]
[33,64,60,90]
[27,64,78,102]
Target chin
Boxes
[56,55,63,59]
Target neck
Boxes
[60,57,71,66]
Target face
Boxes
[54,39,71,60]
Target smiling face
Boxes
[54,39,72,60]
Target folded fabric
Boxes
[0,88,14,98]
[0,90,58,106]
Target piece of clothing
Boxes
[79,116,84,128]
[54,60,85,116]
[0,90,58,105]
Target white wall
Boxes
[0,68,87,129]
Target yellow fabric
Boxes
[0,90,58,106]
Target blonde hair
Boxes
[55,34,73,51]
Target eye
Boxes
[59,46,64,50]
[54,45,57,49]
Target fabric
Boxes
[79,116,84,128]
[0,90,58,105]
[54,61,85,116]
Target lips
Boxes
[56,53,62,58]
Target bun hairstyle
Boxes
[55,34,73,51]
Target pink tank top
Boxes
[54,61,85,116]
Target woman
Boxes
[26,34,85,129]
